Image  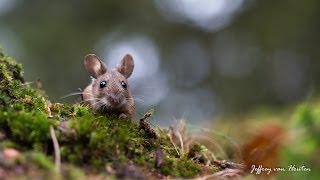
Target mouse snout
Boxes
[107,92,122,106]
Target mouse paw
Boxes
[119,113,127,119]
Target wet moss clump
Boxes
[0,51,46,111]
[161,157,200,177]
[0,49,219,179]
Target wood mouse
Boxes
[82,53,135,119]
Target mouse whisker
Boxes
[93,99,108,110]
[132,94,148,101]
[91,99,102,106]
[102,103,109,111]
[132,94,148,98]
[100,101,111,112]
[60,92,93,99]
[81,98,101,103]
[126,97,144,103]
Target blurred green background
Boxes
[0,0,320,125]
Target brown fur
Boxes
[82,54,135,118]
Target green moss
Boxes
[23,151,55,170]
[2,110,54,143]
[161,157,200,177]
[0,49,47,113]
[62,165,86,180]
[58,112,152,167]
[1,140,17,149]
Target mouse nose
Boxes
[109,97,120,105]
[108,93,121,106]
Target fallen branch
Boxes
[50,125,61,173]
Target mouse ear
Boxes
[117,54,134,78]
[84,54,107,78]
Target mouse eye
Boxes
[121,81,127,89]
[100,81,107,88]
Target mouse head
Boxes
[84,53,134,109]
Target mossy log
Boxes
[0,49,222,179]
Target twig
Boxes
[213,160,245,170]
[195,168,243,180]
[168,129,180,157]
[46,101,53,118]
[37,78,42,92]
[50,125,61,173]
[139,109,157,138]
[176,131,184,156]
[155,147,164,168]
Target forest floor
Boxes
[0,50,245,179]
